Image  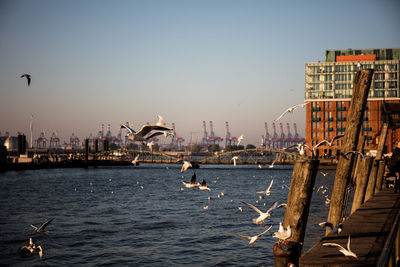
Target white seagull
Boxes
[156,114,165,126]
[232,156,239,167]
[286,143,312,156]
[241,201,279,225]
[19,238,43,259]
[268,157,278,168]
[199,179,210,192]
[147,140,155,151]
[120,123,172,143]
[314,134,345,148]
[181,161,192,172]
[343,151,365,159]
[257,179,274,196]
[182,173,200,188]
[132,154,140,166]
[274,103,307,121]
[319,222,343,234]
[272,222,292,241]
[31,218,54,234]
[21,74,31,86]
[320,171,329,177]
[236,225,273,247]
[322,235,357,259]
[237,134,244,146]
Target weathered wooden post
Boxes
[374,160,386,194]
[84,138,89,168]
[351,136,366,184]
[351,157,373,213]
[326,69,373,234]
[365,159,379,202]
[273,159,319,267]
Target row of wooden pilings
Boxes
[272,69,390,266]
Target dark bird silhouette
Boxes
[21,74,31,86]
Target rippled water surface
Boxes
[0,164,341,266]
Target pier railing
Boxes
[377,208,400,267]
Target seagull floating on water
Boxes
[257,179,273,196]
[323,235,357,259]
[272,222,292,241]
[199,179,210,192]
[19,238,42,259]
[274,103,307,121]
[31,218,54,234]
[236,225,273,247]
[20,74,31,86]
[241,201,279,225]
[319,222,343,234]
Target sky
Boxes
[0,0,399,146]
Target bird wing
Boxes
[331,134,345,144]
[146,131,165,140]
[314,140,328,149]
[257,225,273,237]
[26,75,31,86]
[38,218,54,231]
[241,201,262,214]
[266,201,278,214]
[322,242,345,250]
[318,221,333,229]
[190,173,196,184]
[236,234,251,240]
[274,109,289,121]
[266,179,274,192]
[31,224,38,231]
[120,124,136,134]
[156,115,164,126]
[286,144,299,150]
[137,125,172,137]
[347,236,351,250]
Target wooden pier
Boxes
[300,188,400,266]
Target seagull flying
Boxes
[120,123,172,143]
[286,143,312,156]
[241,201,279,225]
[232,156,239,167]
[181,161,192,172]
[156,115,165,126]
[272,222,292,241]
[343,151,365,159]
[132,154,140,166]
[314,134,344,148]
[199,179,210,192]
[320,171,328,177]
[274,103,307,121]
[237,134,244,146]
[182,173,200,188]
[319,222,343,234]
[257,179,274,196]
[268,157,278,168]
[147,140,155,151]
[236,225,273,247]
[322,235,357,259]
[31,218,54,234]
[21,74,31,86]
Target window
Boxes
[355,50,361,55]
[389,81,397,88]
[388,64,397,71]
[374,82,385,89]
[375,73,385,80]
[386,49,393,60]
[375,64,385,71]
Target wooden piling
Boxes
[375,160,386,194]
[351,136,366,185]
[273,159,319,267]
[365,159,380,202]
[326,69,374,234]
[351,157,373,214]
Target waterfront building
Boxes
[305,48,400,156]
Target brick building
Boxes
[305,48,400,157]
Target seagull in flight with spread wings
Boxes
[314,134,345,148]
[257,179,274,196]
[274,103,307,121]
[31,218,54,234]
[236,225,273,247]
[181,160,192,172]
[323,235,357,259]
[237,134,244,146]
[120,121,172,143]
[286,143,312,156]
[21,74,31,86]
[319,221,343,234]
[241,201,279,225]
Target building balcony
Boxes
[312,107,321,111]
[363,117,369,121]
[337,127,346,131]
[328,117,334,121]
[312,118,321,121]
[363,127,372,131]
[337,107,346,111]
[337,117,346,121]
[328,127,334,131]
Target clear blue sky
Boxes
[1,0,399,146]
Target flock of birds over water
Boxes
[18,74,360,261]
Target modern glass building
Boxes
[305,48,400,156]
